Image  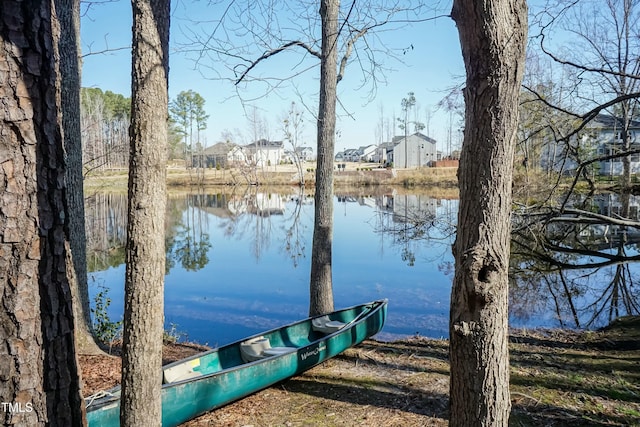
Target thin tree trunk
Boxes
[449,1,527,426]
[120,0,170,425]
[1,1,85,425]
[309,0,340,316]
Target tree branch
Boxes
[523,84,640,136]
[234,41,321,85]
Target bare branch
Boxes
[537,31,640,81]
[523,84,640,141]
[82,45,130,58]
[547,207,640,228]
[234,40,321,85]
[512,237,640,271]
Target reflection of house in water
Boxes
[336,194,378,209]
[547,193,640,249]
[335,191,441,223]
[247,193,285,217]
[371,192,440,223]
[386,194,439,221]
[594,193,640,220]
[193,192,286,218]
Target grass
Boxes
[81,320,640,426]
[83,164,461,192]
[508,326,640,426]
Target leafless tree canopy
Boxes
[524,0,640,185]
[515,0,640,257]
[176,1,445,106]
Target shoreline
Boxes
[81,318,640,426]
[83,164,460,193]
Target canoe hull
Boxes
[86,300,387,427]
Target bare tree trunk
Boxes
[56,0,103,355]
[309,0,340,316]
[0,1,85,425]
[120,0,170,425]
[449,1,527,426]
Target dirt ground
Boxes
[80,319,640,426]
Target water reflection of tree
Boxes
[215,186,278,261]
[281,188,310,267]
[511,191,640,328]
[370,193,457,268]
[85,192,213,273]
[165,192,212,272]
[85,192,128,271]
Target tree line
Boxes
[81,87,199,172]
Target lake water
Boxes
[86,188,639,346]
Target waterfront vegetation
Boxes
[83,162,460,192]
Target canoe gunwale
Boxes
[159,299,386,381]
[85,299,388,424]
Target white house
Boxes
[372,141,394,164]
[244,139,285,167]
[336,144,386,163]
[296,146,315,161]
[387,132,438,168]
[358,144,377,162]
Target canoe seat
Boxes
[163,364,202,384]
[312,315,346,334]
[240,336,296,362]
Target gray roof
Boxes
[591,114,640,130]
[201,142,239,155]
[245,139,284,149]
[391,132,436,146]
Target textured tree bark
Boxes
[0,1,85,425]
[449,1,527,426]
[56,0,103,356]
[309,0,340,317]
[119,0,169,425]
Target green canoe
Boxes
[85,299,387,426]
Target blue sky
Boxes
[80,1,464,154]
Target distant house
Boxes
[542,114,640,176]
[358,144,377,162]
[295,146,315,162]
[335,145,378,162]
[373,141,394,164]
[342,148,361,162]
[387,132,438,168]
[194,142,246,168]
[594,115,640,176]
[244,139,285,167]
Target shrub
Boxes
[91,284,122,353]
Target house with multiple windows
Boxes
[195,142,247,168]
[335,145,377,162]
[295,146,315,162]
[595,115,640,176]
[341,148,362,162]
[336,132,439,168]
[193,139,290,168]
[541,114,640,176]
[358,145,377,162]
[243,139,285,167]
